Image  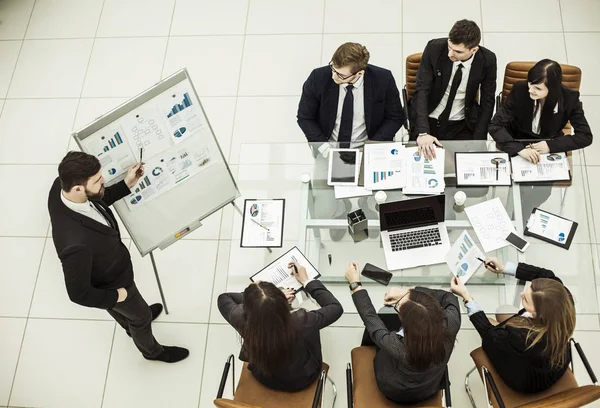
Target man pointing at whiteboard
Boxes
[48,151,189,363]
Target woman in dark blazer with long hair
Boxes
[218,262,343,392]
[451,257,576,393]
[490,59,592,163]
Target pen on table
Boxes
[476,257,500,273]
[328,254,332,265]
[495,161,499,181]
[250,218,270,232]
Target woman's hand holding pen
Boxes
[483,257,505,274]
[289,262,309,285]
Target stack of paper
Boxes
[444,230,484,284]
[364,143,407,190]
[403,146,445,195]
[464,197,515,252]
[511,152,570,182]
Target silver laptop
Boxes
[379,195,450,271]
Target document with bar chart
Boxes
[525,208,577,249]
[403,146,445,195]
[511,152,570,182]
[250,246,321,292]
[444,230,484,284]
[455,152,511,186]
[80,125,137,184]
[363,143,406,190]
[161,82,207,145]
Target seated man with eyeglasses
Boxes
[297,42,403,156]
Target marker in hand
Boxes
[477,257,498,271]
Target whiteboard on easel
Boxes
[73,68,239,256]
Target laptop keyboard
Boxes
[389,228,442,252]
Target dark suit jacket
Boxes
[297,64,404,143]
[409,38,497,140]
[489,81,593,156]
[469,263,573,393]
[48,177,133,310]
[218,281,343,392]
[352,287,461,404]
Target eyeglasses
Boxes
[329,62,358,81]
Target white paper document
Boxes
[456,152,511,186]
[403,146,445,195]
[364,143,406,190]
[250,247,320,292]
[527,209,574,244]
[334,185,372,199]
[241,199,285,247]
[465,197,515,252]
[444,230,485,284]
[511,152,570,182]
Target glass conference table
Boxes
[229,140,594,311]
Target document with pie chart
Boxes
[444,230,484,284]
[524,208,578,249]
[364,143,406,190]
[241,199,285,248]
[403,146,445,195]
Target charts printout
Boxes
[444,230,485,284]
[403,147,445,195]
[364,143,406,190]
[81,82,215,211]
[511,152,570,182]
[250,247,320,292]
[241,199,284,248]
[464,197,515,252]
[527,209,574,244]
[456,152,511,185]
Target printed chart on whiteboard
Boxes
[80,80,214,212]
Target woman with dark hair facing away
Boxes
[218,262,343,391]
[451,257,576,393]
[490,58,592,163]
[345,262,460,404]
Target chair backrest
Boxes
[517,385,600,408]
[214,400,262,408]
[501,61,582,103]
[405,53,423,102]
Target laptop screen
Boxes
[379,195,445,232]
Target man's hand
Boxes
[116,287,128,303]
[281,288,296,305]
[344,262,360,284]
[518,148,540,164]
[124,162,144,189]
[417,134,443,160]
[289,262,309,285]
[318,143,331,159]
[383,287,409,306]
[531,141,550,154]
[450,277,471,300]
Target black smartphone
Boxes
[361,263,393,286]
[505,232,529,252]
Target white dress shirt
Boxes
[330,74,367,148]
[60,191,110,227]
[430,56,474,122]
[532,100,559,135]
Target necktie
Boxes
[338,84,354,148]
[438,63,464,132]
[91,201,117,230]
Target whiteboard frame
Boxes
[72,68,240,256]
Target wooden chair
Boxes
[346,346,450,407]
[464,339,600,408]
[214,355,336,408]
[402,53,423,131]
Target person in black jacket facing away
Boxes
[451,257,576,393]
[345,262,460,404]
[490,59,593,163]
[218,262,343,391]
[410,19,497,160]
[48,151,189,363]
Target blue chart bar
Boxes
[167,92,193,118]
[464,234,473,248]
[115,132,123,144]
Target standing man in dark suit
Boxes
[410,20,497,159]
[48,151,189,363]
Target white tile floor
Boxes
[0,1,599,407]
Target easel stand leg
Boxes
[149,251,169,314]
[231,201,273,253]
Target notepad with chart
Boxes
[363,143,406,190]
[455,152,511,186]
[403,146,445,195]
[511,152,570,182]
[250,246,321,292]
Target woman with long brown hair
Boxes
[345,262,460,404]
[451,257,575,393]
[218,262,343,391]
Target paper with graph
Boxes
[250,246,321,292]
[444,230,484,284]
[403,146,445,195]
[364,143,407,190]
[526,208,574,244]
[511,152,570,182]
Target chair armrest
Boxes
[483,366,506,408]
[443,366,452,407]
[312,370,326,408]
[346,363,353,408]
[571,339,598,384]
[217,354,235,399]
[402,87,410,131]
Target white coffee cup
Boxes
[301,174,311,183]
[454,191,467,206]
[374,191,387,204]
